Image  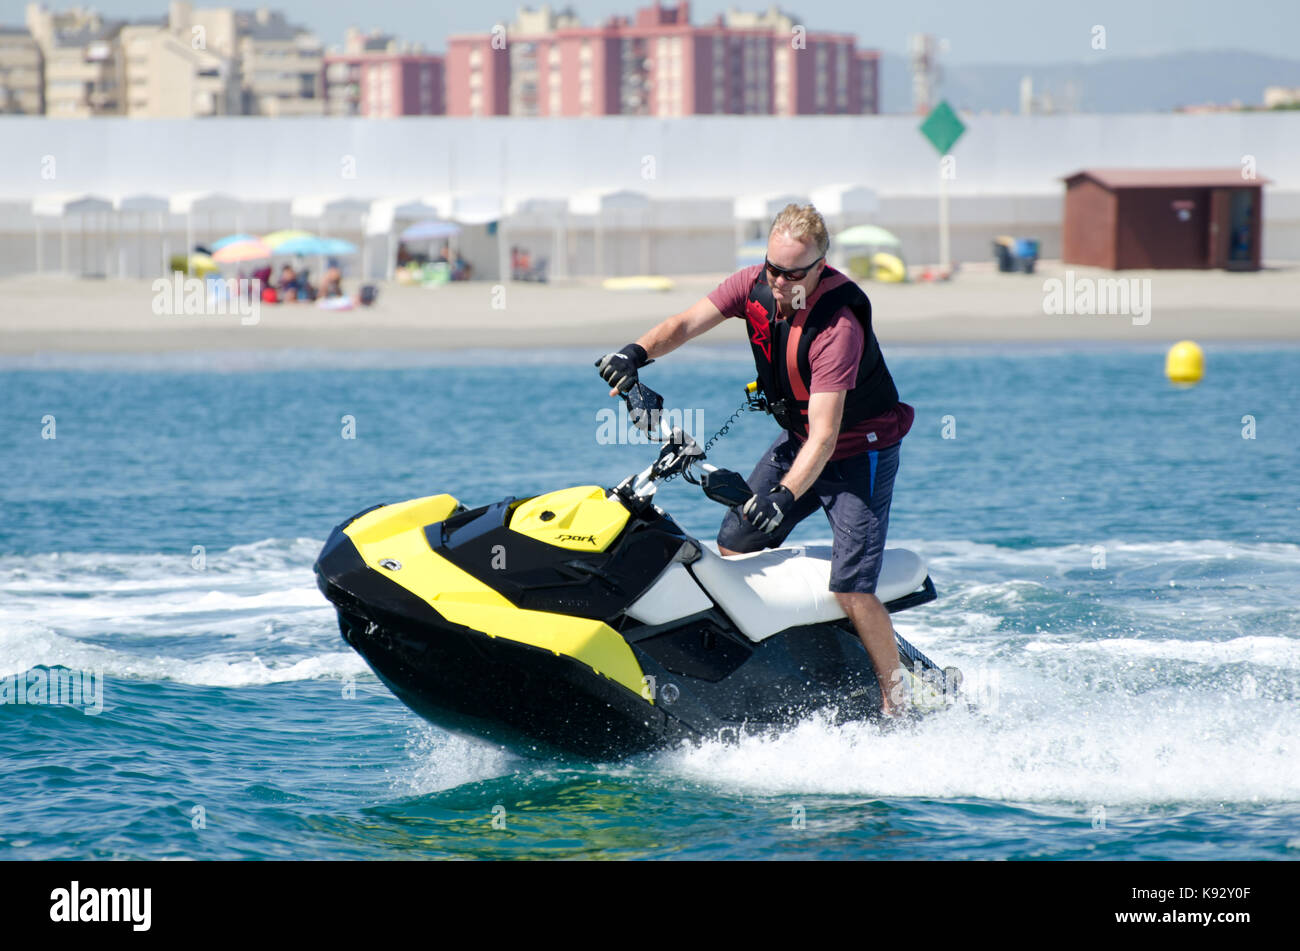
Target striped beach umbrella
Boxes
[212,239,272,263]
[211,233,259,251]
[261,230,316,251]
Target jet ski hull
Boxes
[336,606,688,759]
[315,487,944,761]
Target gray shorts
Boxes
[715,432,900,594]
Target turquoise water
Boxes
[2,344,1298,860]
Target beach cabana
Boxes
[734,192,811,228]
[367,198,448,280]
[445,193,506,280]
[114,194,170,278]
[289,195,371,230]
[170,192,245,263]
[646,196,734,275]
[562,191,733,277]
[570,190,652,277]
[734,192,812,261]
[31,194,114,276]
[401,220,461,241]
[508,197,570,280]
[810,184,881,231]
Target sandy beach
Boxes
[2,261,1297,355]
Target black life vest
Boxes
[743,267,899,438]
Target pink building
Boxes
[857,50,880,116]
[774,32,862,115]
[444,2,879,118]
[446,33,511,116]
[324,31,444,116]
[324,55,446,116]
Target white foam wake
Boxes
[651,687,1300,806]
[0,538,364,686]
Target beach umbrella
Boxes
[261,229,316,251]
[270,235,333,257]
[212,238,272,263]
[400,219,460,241]
[211,233,258,251]
[266,235,360,278]
[835,224,901,249]
[263,237,358,257]
[318,238,357,255]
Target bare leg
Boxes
[834,591,904,717]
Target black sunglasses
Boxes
[764,254,824,282]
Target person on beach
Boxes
[278,264,301,301]
[595,204,915,716]
[321,263,343,299]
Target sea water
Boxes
[1,344,1297,860]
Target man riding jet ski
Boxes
[597,203,916,718]
[315,380,953,760]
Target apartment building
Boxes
[234,7,323,116]
[10,2,875,120]
[26,3,124,117]
[506,5,580,117]
[0,25,43,114]
[21,2,323,117]
[733,6,864,116]
[119,11,238,117]
[858,49,879,116]
[446,24,512,117]
[445,2,878,118]
[324,27,445,117]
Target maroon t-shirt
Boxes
[708,265,914,460]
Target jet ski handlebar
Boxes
[613,383,752,508]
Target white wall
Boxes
[1,113,1297,276]
[3,113,1297,200]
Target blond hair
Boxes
[769,203,829,256]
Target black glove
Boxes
[595,343,649,394]
[741,485,795,535]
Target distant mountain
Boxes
[877,49,1300,114]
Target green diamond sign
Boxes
[919,100,966,156]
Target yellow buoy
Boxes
[1165,340,1204,385]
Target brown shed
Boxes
[1062,168,1269,271]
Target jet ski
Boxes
[314,383,958,760]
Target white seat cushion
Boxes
[689,545,928,643]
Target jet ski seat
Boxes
[688,545,929,643]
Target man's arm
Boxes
[778,390,844,499]
[635,296,727,359]
[601,296,727,396]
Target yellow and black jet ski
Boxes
[314,384,957,759]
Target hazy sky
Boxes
[17,0,1296,64]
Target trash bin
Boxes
[992,241,1015,272]
[1014,238,1040,274]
